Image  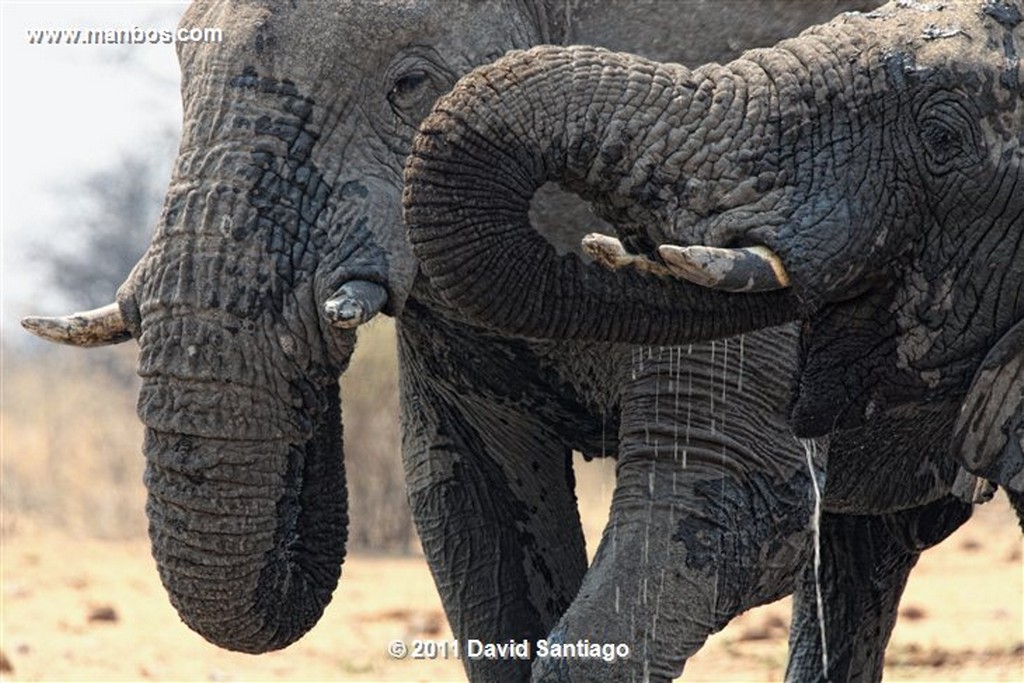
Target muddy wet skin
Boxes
[404,0,1023,680]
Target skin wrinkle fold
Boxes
[145,457,287,488]
[607,66,674,199]
[144,487,284,519]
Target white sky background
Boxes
[1,1,188,346]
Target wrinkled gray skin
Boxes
[405,1,1023,679]
[27,0,967,680]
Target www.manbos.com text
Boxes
[26,27,223,46]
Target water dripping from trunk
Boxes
[600,411,609,504]
[708,340,717,435]
[652,568,665,641]
[720,337,729,404]
[711,540,721,631]
[642,347,658,657]
[684,345,693,467]
[802,438,830,679]
[644,346,656,454]
[672,346,681,466]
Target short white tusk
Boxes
[659,244,791,293]
[21,303,131,347]
[323,280,388,329]
[581,233,671,276]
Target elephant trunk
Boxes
[403,46,797,345]
[131,90,354,649]
[142,381,347,652]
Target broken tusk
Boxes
[658,244,791,293]
[581,233,671,276]
[323,280,388,329]
[581,233,629,268]
[21,303,131,347]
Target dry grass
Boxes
[2,344,146,539]
[340,320,414,552]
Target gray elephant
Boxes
[18,0,955,681]
[404,0,1023,679]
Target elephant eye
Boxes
[917,92,982,175]
[921,117,965,164]
[388,70,441,125]
[390,72,428,100]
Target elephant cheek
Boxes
[790,298,903,437]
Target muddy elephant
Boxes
[14,0,931,680]
[404,0,1023,679]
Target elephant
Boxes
[403,0,1023,678]
[20,0,971,681]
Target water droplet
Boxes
[802,438,830,677]
[721,337,729,404]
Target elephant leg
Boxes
[535,331,813,682]
[785,495,973,682]
[397,307,597,682]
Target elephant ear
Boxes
[952,318,1024,494]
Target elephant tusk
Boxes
[581,233,672,276]
[21,303,131,347]
[323,280,389,329]
[658,244,791,293]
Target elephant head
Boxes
[404,1,1024,488]
[20,0,556,653]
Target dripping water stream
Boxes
[801,438,830,679]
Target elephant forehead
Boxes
[177,0,526,83]
[822,2,1021,86]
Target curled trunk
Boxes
[403,47,796,345]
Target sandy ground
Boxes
[1,495,1021,682]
